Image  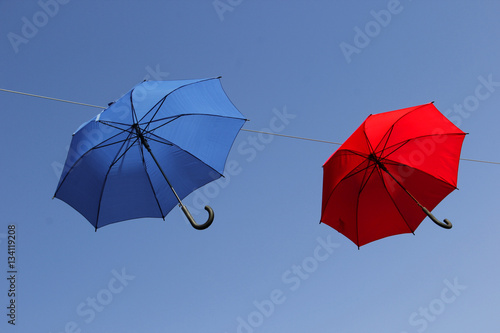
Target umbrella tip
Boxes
[431,101,435,104]
[216,76,222,79]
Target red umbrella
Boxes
[321,103,467,247]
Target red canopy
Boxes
[321,103,467,247]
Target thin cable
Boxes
[240,129,342,145]
[1,87,499,165]
[0,88,105,109]
[460,158,500,165]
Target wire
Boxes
[460,158,500,165]
[1,87,498,165]
[240,129,342,145]
[0,88,105,109]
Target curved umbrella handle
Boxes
[422,207,452,229]
[180,204,215,230]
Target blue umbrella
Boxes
[54,78,246,230]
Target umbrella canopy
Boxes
[54,78,246,230]
[321,103,467,247]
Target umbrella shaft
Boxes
[369,154,421,206]
[381,165,452,229]
[146,145,183,205]
[133,124,216,229]
[381,167,422,209]
[133,125,184,206]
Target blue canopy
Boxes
[54,78,246,230]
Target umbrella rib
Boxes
[354,162,378,247]
[109,136,140,168]
[376,126,395,159]
[143,134,173,147]
[91,129,139,152]
[165,140,225,178]
[355,192,361,248]
[378,132,467,189]
[358,162,377,193]
[141,116,179,126]
[133,125,174,147]
[377,132,466,159]
[337,149,368,159]
[135,138,166,219]
[339,160,374,181]
[54,127,134,196]
[375,166,415,234]
[362,123,377,157]
[94,130,137,230]
[98,120,134,131]
[372,103,431,154]
[89,127,142,152]
[141,96,168,132]
[139,124,227,179]
[133,123,224,177]
[138,96,165,124]
[376,140,410,159]
[165,113,247,121]
[130,89,139,125]
[381,159,458,191]
[144,115,181,133]
[92,137,135,150]
[393,103,431,124]
[144,113,247,134]
[137,77,224,126]
[321,154,372,217]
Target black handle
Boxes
[422,207,452,229]
[180,204,214,230]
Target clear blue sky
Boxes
[1,1,500,332]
